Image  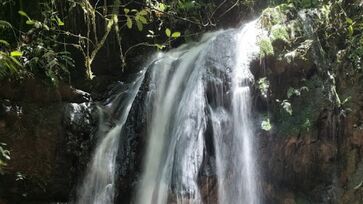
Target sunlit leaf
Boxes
[34,21,42,29]
[281,100,293,115]
[346,17,353,25]
[261,118,272,131]
[18,10,29,18]
[258,77,269,98]
[348,25,354,36]
[126,17,132,29]
[10,51,23,57]
[139,10,148,16]
[124,8,130,14]
[171,32,181,38]
[139,16,148,24]
[158,3,166,12]
[165,28,171,37]
[56,16,64,26]
[26,20,34,25]
[43,24,50,30]
[155,43,165,50]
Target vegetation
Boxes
[0,143,10,174]
[257,0,363,133]
[0,0,257,81]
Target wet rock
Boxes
[0,85,95,203]
[0,101,71,203]
[62,102,99,186]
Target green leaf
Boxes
[171,32,181,38]
[139,10,148,16]
[136,20,143,31]
[158,3,166,12]
[10,51,23,57]
[25,20,34,25]
[303,119,311,131]
[281,100,293,115]
[124,8,130,14]
[0,40,9,46]
[139,16,148,24]
[346,17,353,25]
[165,28,171,37]
[258,77,269,98]
[126,17,132,29]
[0,20,12,28]
[155,43,165,50]
[287,88,295,98]
[34,21,42,29]
[261,118,272,131]
[342,96,351,105]
[43,24,50,30]
[56,16,64,26]
[18,10,29,18]
[348,25,354,36]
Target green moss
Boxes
[260,4,293,29]
[259,38,274,57]
[271,24,289,42]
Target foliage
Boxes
[258,38,274,57]
[280,100,292,115]
[0,4,74,85]
[0,143,10,174]
[1,0,253,80]
[257,0,363,135]
[0,51,23,78]
[287,86,309,98]
[270,24,289,42]
[257,77,270,98]
[21,40,74,86]
[261,117,272,131]
[284,39,313,63]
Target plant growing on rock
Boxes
[0,143,10,174]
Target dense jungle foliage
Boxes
[0,0,260,83]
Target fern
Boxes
[0,20,12,29]
[0,51,22,79]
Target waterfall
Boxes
[212,20,261,204]
[76,70,146,204]
[137,20,262,204]
[77,19,263,204]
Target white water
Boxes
[136,34,215,204]
[137,20,262,204]
[76,70,146,204]
[78,19,263,204]
[212,20,261,204]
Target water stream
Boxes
[78,19,263,204]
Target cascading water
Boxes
[76,71,146,204]
[77,19,263,204]
[137,20,262,204]
[212,20,261,204]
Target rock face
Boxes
[247,25,363,202]
[0,80,96,204]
